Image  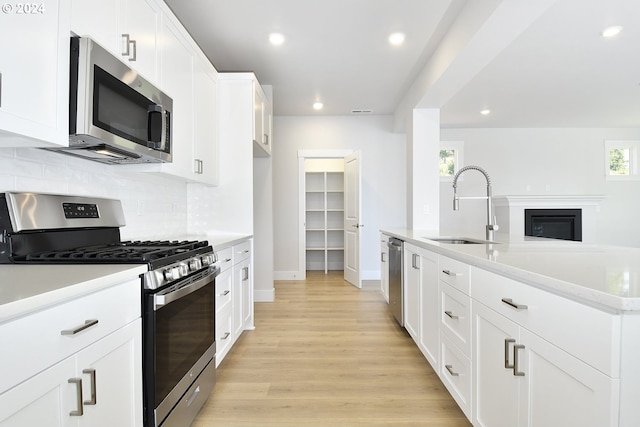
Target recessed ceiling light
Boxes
[313,102,324,110]
[388,32,405,46]
[269,33,285,45]
[480,109,491,116]
[601,26,623,38]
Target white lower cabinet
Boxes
[380,234,389,302]
[215,238,254,367]
[0,319,142,427]
[440,332,472,419]
[473,299,619,427]
[403,243,439,369]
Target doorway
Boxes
[297,150,361,287]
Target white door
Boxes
[344,152,361,288]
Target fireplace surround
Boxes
[493,195,604,243]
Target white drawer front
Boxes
[440,333,472,420]
[215,304,233,367]
[0,279,140,392]
[440,282,471,358]
[233,240,251,264]
[471,267,620,377]
[439,256,470,294]
[215,247,233,272]
[215,268,232,311]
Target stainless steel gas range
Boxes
[0,192,217,427]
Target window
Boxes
[605,140,640,180]
[440,141,464,181]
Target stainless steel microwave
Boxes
[49,37,172,164]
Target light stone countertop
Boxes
[381,228,640,313]
[0,264,148,324]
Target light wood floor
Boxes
[193,271,472,427]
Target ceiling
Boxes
[164,0,640,128]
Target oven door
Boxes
[143,267,217,427]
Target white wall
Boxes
[273,115,406,280]
[439,127,640,247]
[0,147,188,240]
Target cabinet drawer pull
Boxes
[381,253,386,262]
[445,364,459,377]
[61,319,99,336]
[412,253,420,269]
[242,266,249,281]
[504,338,515,369]
[121,33,131,56]
[219,290,230,297]
[442,269,459,276]
[513,344,526,377]
[444,310,459,320]
[68,378,84,416]
[129,39,137,62]
[263,133,269,146]
[83,368,97,405]
[222,332,231,340]
[501,298,528,310]
[224,258,232,263]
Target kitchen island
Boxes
[381,228,640,427]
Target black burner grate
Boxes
[24,240,209,263]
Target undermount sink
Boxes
[424,237,497,245]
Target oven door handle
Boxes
[154,271,215,310]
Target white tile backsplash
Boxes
[0,147,188,240]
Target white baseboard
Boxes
[254,288,275,302]
[274,270,305,281]
[275,270,380,281]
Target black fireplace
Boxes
[525,209,582,241]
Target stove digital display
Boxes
[63,202,100,219]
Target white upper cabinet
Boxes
[253,82,272,157]
[70,0,160,83]
[0,0,70,147]
[192,54,219,186]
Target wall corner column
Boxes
[407,108,440,230]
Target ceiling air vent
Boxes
[351,109,373,114]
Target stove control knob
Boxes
[203,254,215,266]
[163,268,174,281]
[189,258,202,271]
[178,263,189,276]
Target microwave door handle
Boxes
[147,105,166,150]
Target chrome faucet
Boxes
[452,165,499,241]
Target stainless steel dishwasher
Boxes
[388,237,404,326]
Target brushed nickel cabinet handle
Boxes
[504,338,515,369]
[412,253,420,269]
[83,368,97,405]
[129,39,137,62]
[68,378,84,416]
[222,332,231,340]
[501,298,528,310]
[444,310,459,320]
[121,34,131,56]
[442,269,459,276]
[513,344,526,376]
[445,364,459,377]
[61,319,99,336]
[242,266,249,281]
[219,290,230,297]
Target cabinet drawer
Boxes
[440,333,471,420]
[439,256,470,294]
[471,267,620,376]
[215,304,233,367]
[215,268,232,311]
[215,247,233,272]
[440,282,471,357]
[0,279,140,392]
[233,240,251,264]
